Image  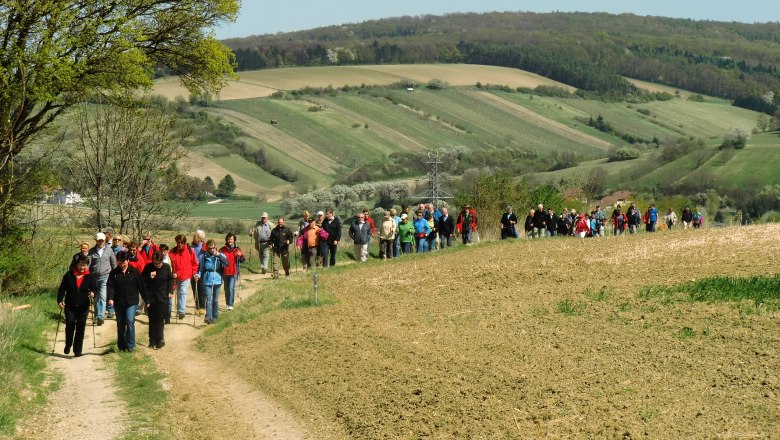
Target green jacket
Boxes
[397,221,415,243]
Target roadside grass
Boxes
[111,351,171,440]
[0,293,61,436]
[639,275,780,311]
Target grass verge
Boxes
[640,275,780,310]
[110,351,171,440]
[0,293,61,436]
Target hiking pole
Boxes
[90,297,96,348]
[175,287,178,324]
[237,259,243,303]
[52,307,63,354]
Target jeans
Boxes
[629,224,638,234]
[320,242,337,267]
[426,236,436,251]
[204,284,221,321]
[440,235,452,248]
[401,242,412,254]
[257,241,271,270]
[94,275,108,319]
[416,236,428,253]
[115,303,138,351]
[546,229,556,237]
[176,280,190,315]
[223,275,237,308]
[393,236,400,257]
[461,229,473,245]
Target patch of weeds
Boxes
[639,409,655,422]
[676,327,696,339]
[618,302,632,312]
[112,351,171,440]
[0,292,61,436]
[556,299,586,316]
[583,286,612,302]
[640,275,780,312]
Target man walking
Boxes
[270,217,293,276]
[438,207,455,248]
[251,212,273,274]
[349,212,372,262]
[107,251,146,352]
[168,235,198,320]
[320,210,341,267]
[457,204,478,245]
[88,232,117,325]
[500,206,519,239]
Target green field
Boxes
[189,200,282,220]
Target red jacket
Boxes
[169,245,199,281]
[575,217,591,234]
[139,242,159,262]
[219,245,246,277]
[364,216,375,237]
[456,209,478,233]
[128,252,146,273]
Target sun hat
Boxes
[260,212,268,218]
[95,232,106,241]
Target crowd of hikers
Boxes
[56,201,702,356]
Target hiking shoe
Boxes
[178,313,185,320]
[64,345,71,355]
[261,268,267,274]
[157,341,165,349]
[165,318,171,324]
[226,306,233,311]
[97,318,105,326]
[204,318,212,324]
[107,312,115,319]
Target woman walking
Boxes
[57,256,96,357]
[142,251,174,349]
[219,233,245,311]
[107,251,146,352]
[195,239,229,324]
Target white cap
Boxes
[317,211,324,216]
[400,213,408,219]
[95,232,106,241]
[261,212,268,218]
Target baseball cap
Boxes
[261,212,268,218]
[317,211,324,216]
[400,213,408,219]
[95,232,106,241]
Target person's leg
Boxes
[64,307,76,353]
[281,251,290,275]
[211,285,221,321]
[197,277,206,314]
[115,305,127,351]
[148,304,159,348]
[95,276,108,320]
[204,285,214,322]
[320,243,330,268]
[177,280,189,316]
[125,304,137,351]
[260,243,270,272]
[329,243,337,266]
[223,275,235,308]
[73,307,89,356]
[360,244,369,262]
[394,236,400,257]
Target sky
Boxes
[214,0,780,40]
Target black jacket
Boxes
[107,266,146,308]
[532,210,546,229]
[500,212,518,229]
[270,225,293,252]
[320,217,342,244]
[57,271,98,309]
[141,262,174,305]
[438,215,455,236]
[545,213,558,231]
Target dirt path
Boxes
[17,312,128,439]
[147,271,313,440]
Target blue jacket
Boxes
[649,207,658,222]
[197,251,229,286]
[413,218,430,236]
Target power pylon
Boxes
[415,151,453,208]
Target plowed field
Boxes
[201,225,780,438]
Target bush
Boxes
[209,218,250,235]
[608,147,641,162]
[425,78,449,90]
[721,128,749,149]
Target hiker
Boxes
[693,208,704,229]
[315,211,326,266]
[139,233,159,262]
[557,210,571,236]
[320,209,342,267]
[298,219,321,269]
[457,204,478,245]
[379,211,396,259]
[613,208,626,236]
[390,208,402,257]
[532,204,546,238]
[270,217,293,276]
[362,208,376,245]
[87,232,117,324]
[575,214,591,238]
[169,235,198,320]
[438,207,455,248]
[219,233,245,311]
[681,206,694,229]
[70,242,90,270]
[57,255,96,357]
[545,208,558,237]
[627,204,642,235]
[500,206,519,239]
[426,212,438,251]
[524,209,535,238]
[647,204,659,232]
[412,210,430,253]
[397,213,415,254]
[593,205,606,237]
[251,212,272,274]
[111,235,126,255]
[141,250,173,349]
[665,208,677,230]
[107,251,146,352]
[191,230,207,315]
[349,212,372,262]
[297,211,312,269]
[195,239,229,324]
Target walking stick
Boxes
[175,287,178,324]
[90,297,96,348]
[52,307,63,354]
[237,258,243,303]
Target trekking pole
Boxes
[51,307,63,354]
[175,287,178,324]
[237,259,242,303]
[90,297,96,348]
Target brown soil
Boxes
[199,225,780,438]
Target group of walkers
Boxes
[57,230,245,356]
[248,203,480,273]
[503,203,704,239]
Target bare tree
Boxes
[68,104,192,239]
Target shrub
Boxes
[720,128,749,149]
[608,147,641,162]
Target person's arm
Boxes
[166,265,174,298]
[109,251,117,269]
[106,273,115,306]
[57,274,67,308]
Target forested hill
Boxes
[223,12,780,113]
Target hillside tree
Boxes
[216,174,236,198]
[0,0,239,233]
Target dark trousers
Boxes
[320,243,337,267]
[191,277,206,309]
[64,305,89,356]
[148,300,167,346]
[306,246,318,268]
[379,239,393,259]
[273,250,290,275]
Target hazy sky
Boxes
[215,0,780,39]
